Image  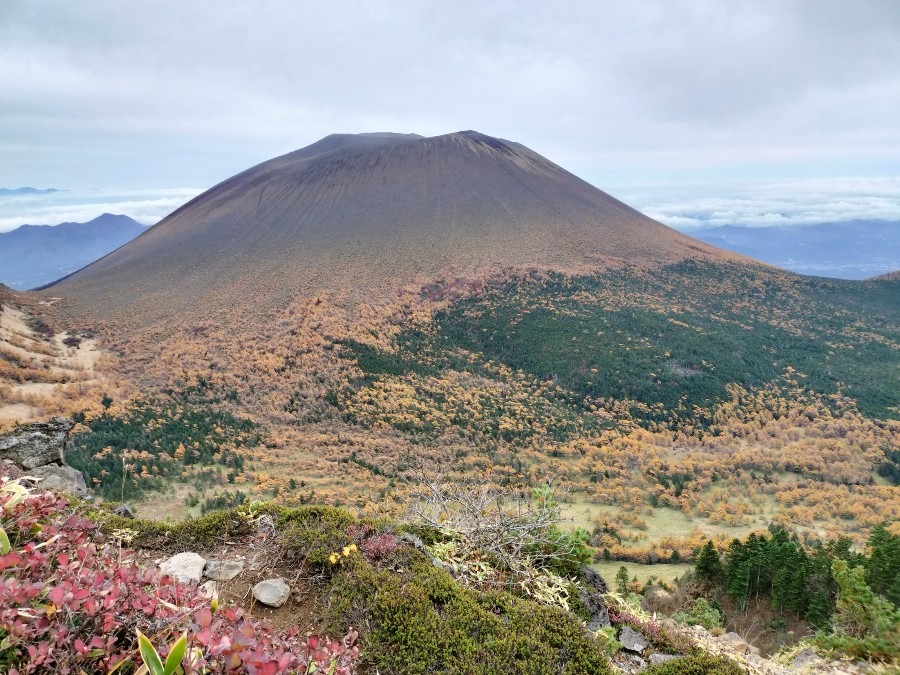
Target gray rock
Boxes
[0,417,72,469]
[649,654,679,665]
[160,552,206,584]
[581,565,609,593]
[204,559,244,581]
[252,578,290,608]
[619,625,649,654]
[28,464,88,496]
[113,504,136,519]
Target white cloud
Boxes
[0,1,898,187]
[623,177,900,229]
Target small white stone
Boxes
[200,580,218,599]
[252,578,290,608]
[160,552,206,584]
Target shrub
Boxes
[813,560,900,663]
[643,653,744,674]
[0,475,359,674]
[405,473,591,603]
[608,606,697,655]
[671,597,723,630]
[327,552,615,674]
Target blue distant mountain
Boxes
[0,187,60,196]
[689,220,900,279]
[0,213,147,290]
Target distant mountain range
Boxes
[0,213,146,290]
[689,220,899,279]
[0,187,60,196]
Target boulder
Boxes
[0,417,72,469]
[28,464,88,496]
[619,626,649,654]
[160,552,206,584]
[252,578,290,608]
[204,558,244,581]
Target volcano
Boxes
[47,131,730,327]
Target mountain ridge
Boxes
[0,213,146,290]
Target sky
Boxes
[1,1,899,232]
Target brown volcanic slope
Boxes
[47,131,730,329]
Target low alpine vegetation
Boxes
[0,473,359,674]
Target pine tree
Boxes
[695,540,723,585]
[866,524,900,606]
[724,538,751,609]
[615,566,630,595]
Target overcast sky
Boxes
[1,1,899,230]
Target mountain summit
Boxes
[48,131,727,326]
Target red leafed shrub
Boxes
[0,476,359,674]
[608,606,697,656]
[346,525,399,562]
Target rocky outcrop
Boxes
[579,565,611,630]
[0,417,73,469]
[28,464,88,496]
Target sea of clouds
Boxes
[1,178,899,235]
[0,187,202,233]
[614,176,900,230]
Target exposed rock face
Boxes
[0,417,72,469]
[579,566,610,629]
[252,578,290,608]
[582,565,609,593]
[28,464,88,495]
[204,559,244,581]
[160,552,206,584]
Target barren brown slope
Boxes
[47,130,731,329]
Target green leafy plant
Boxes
[0,478,30,554]
[136,631,187,675]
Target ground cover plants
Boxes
[0,474,359,674]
